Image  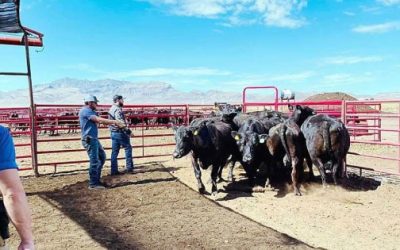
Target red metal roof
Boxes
[0,0,43,47]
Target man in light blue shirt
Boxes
[79,95,125,189]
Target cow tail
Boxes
[322,122,334,159]
[280,125,292,163]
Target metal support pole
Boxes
[24,34,39,177]
[341,100,347,176]
[185,104,190,125]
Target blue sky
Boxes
[0,0,399,95]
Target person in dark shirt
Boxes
[108,95,134,175]
[79,95,125,189]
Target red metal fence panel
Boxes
[1,97,400,176]
[32,104,191,171]
[0,107,33,171]
[343,100,400,175]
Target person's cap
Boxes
[113,95,123,103]
[84,95,99,103]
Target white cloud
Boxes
[321,73,373,87]
[353,21,400,33]
[253,0,308,28]
[144,0,308,28]
[377,0,400,6]
[225,70,315,87]
[62,63,104,74]
[105,67,231,78]
[360,5,382,14]
[323,56,383,65]
[343,11,355,16]
[267,71,315,81]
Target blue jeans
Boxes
[111,131,134,174]
[82,138,106,186]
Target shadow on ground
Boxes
[213,168,381,201]
[24,162,313,249]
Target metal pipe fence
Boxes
[2,98,400,176]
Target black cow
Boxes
[172,121,240,195]
[127,111,150,130]
[156,109,171,128]
[189,115,239,182]
[58,112,79,134]
[247,110,288,120]
[301,113,350,186]
[231,118,272,190]
[274,105,315,195]
[189,111,204,124]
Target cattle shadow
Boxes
[339,172,381,191]
[216,168,382,200]
[215,174,256,201]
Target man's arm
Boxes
[90,116,125,128]
[0,169,34,250]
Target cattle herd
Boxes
[4,104,351,196]
[172,105,351,196]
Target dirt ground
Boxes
[6,115,400,250]
[7,162,311,250]
[165,157,400,250]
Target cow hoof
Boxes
[295,191,302,196]
[198,187,206,194]
[265,186,274,191]
[252,186,265,193]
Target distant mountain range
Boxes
[0,78,309,107]
[0,78,398,107]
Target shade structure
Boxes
[0,0,43,47]
[0,0,43,176]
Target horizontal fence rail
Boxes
[1,99,399,176]
[343,100,400,175]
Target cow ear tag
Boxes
[193,130,199,136]
[259,138,265,143]
[234,135,240,141]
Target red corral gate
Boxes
[1,104,216,174]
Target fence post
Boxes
[30,104,39,177]
[341,100,346,124]
[24,34,39,177]
[341,100,346,176]
[185,104,190,125]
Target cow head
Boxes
[172,126,194,158]
[232,131,265,164]
[290,105,315,126]
[221,112,238,123]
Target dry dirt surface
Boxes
[9,123,400,250]
[7,162,311,250]
[304,92,357,101]
[165,157,400,250]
